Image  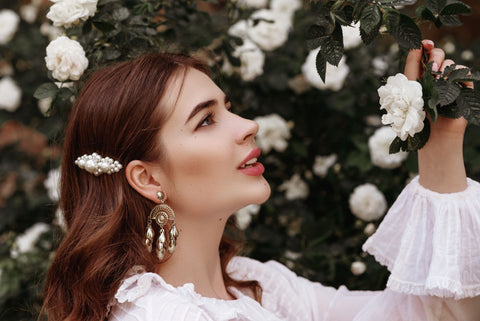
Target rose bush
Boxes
[1,1,479,319]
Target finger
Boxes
[454,64,474,89]
[426,48,445,72]
[440,59,455,73]
[404,47,423,81]
[404,40,436,80]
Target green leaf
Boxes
[406,118,430,151]
[316,51,327,83]
[436,79,461,106]
[378,0,418,4]
[57,87,74,101]
[439,14,461,26]
[306,25,327,50]
[426,0,446,15]
[319,23,344,66]
[112,7,130,21]
[93,20,116,32]
[103,47,121,60]
[359,25,379,45]
[385,11,422,49]
[448,68,469,81]
[389,136,405,154]
[98,0,118,5]
[82,20,92,34]
[438,102,463,119]
[428,97,439,122]
[442,63,456,76]
[440,2,471,16]
[416,5,437,23]
[455,88,480,125]
[33,83,58,99]
[360,5,381,35]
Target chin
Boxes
[250,179,271,205]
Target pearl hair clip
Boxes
[75,153,122,176]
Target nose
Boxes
[235,114,258,144]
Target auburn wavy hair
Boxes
[41,53,262,321]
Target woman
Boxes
[41,40,480,320]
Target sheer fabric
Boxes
[108,176,480,321]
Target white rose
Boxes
[232,39,265,81]
[368,126,408,169]
[45,36,89,81]
[47,0,98,28]
[254,113,291,153]
[279,173,309,200]
[236,0,268,9]
[0,77,22,112]
[461,50,474,61]
[313,154,337,178]
[442,41,455,55]
[234,204,260,230]
[363,223,376,236]
[372,56,389,76]
[10,223,50,258]
[349,183,387,221]
[247,9,291,51]
[342,22,362,50]
[20,4,38,24]
[0,9,20,45]
[55,208,67,231]
[351,261,367,276]
[228,20,249,39]
[38,97,53,115]
[44,167,61,202]
[378,73,425,141]
[40,22,63,41]
[302,48,350,91]
[271,0,302,17]
[365,114,382,127]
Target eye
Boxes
[197,112,214,128]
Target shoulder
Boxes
[228,256,302,285]
[228,257,316,320]
[108,266,212,321]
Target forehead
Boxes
[162,68,222,120]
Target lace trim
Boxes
[363,176,480,299]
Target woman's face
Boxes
[157,68,271,219]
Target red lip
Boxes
[238,147,261,168]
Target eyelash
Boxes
[196,105,233,129]
[198,112,215,128]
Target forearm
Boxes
[417,121,467,193]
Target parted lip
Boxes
[238,147,261,168]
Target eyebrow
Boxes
[185,95,230,124]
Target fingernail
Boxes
[425,40,434,47]
[432,62,439,72]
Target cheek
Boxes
[166,137,233,198]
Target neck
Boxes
[155,213,235,300]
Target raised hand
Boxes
[404,40,471,193]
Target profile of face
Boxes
[152,68,271,221]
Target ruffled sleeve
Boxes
[362,176,480,299]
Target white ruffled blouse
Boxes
[108,176,480,321]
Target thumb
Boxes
[403,47,423,81]
[403,40,435,81]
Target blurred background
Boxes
[0,0,479,319]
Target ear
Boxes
[125,160,163,203]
